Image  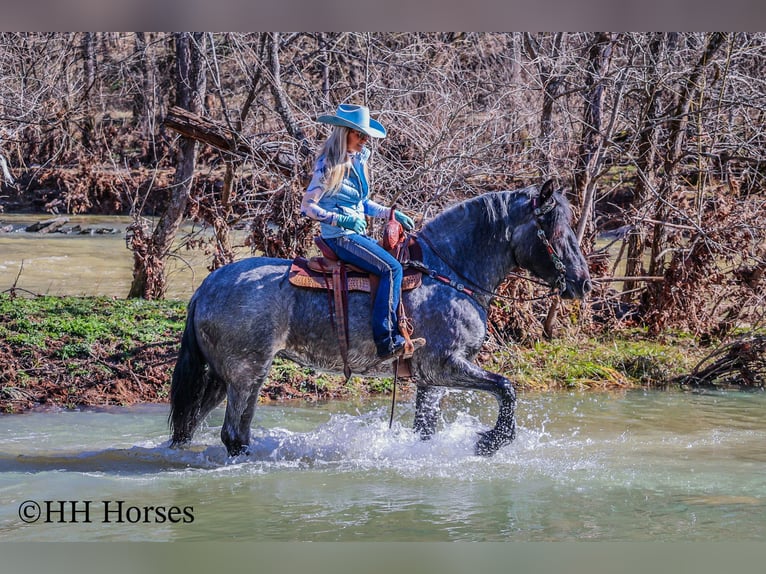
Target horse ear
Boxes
[539,179,556,202]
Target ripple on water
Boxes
[1,393,765,541]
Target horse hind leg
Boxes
[220,367,271,456]
[413,385,445,440]
[169,309,227,448]
[170,370,227,447]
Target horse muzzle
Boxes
[561,276,592,299]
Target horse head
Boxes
[513,180,592,299]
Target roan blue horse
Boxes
[169,180,592,457]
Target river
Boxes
[1,215,764,542]
[1,391,764,541]
[0,214,246,299]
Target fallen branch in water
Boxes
[676,335,766,390]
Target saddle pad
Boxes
[288,257,422,293]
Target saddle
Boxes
[288,210,423,380]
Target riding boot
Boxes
[376,334,426,361]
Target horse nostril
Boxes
[583,279,593,294]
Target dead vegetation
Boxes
[1,33,765,378]
[677,336,766,390]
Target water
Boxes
[2,216,764,543]
[0,214,245,299]
[1,390,764,541]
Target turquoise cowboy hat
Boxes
[316,104,386,138]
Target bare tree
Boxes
[620,33,671,298]
[646,33,727,280]
[80,32,97,150]
[573,32,614,244]
[128,32,207,299]
[522,32,567,180]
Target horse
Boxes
[168,180,592,457]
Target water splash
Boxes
[151,405,612,485]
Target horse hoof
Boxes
[414,425,435,441]
[475,430,499,457]
[226,444,250,457]
[475,429,515,456]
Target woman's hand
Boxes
[394,210,415,231]
[336,214,367,234]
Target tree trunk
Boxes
[132,32,155,139]
[268,32,311,161]
[573,32,613,244]
[128,32,207,299]
[622,33,668,299]
[318,32,331,102]
[522,33,570,336]
[524,32,566,179]
[81,32,97,150]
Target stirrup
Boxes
[378,337,425,363]
[403,337,426,359]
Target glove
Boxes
[394,210,415,232]
[336,214,367,234]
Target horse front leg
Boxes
[447,358,517,456]
[413,385,445,440]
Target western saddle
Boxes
[288,210,423,380]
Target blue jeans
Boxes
[323,234,405,355]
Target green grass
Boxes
[485,331,702,391]
[0,295,187,347]
[0,294,716,413]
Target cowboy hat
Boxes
[316,104,386,138]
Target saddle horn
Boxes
[382,204,405,253]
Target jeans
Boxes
[323,233,405,355]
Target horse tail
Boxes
[169,296,225,446]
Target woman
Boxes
[301,103,423,360]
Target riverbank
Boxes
[0,294,728,414]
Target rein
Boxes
[408,196,567,305]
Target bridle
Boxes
[531,195,568,295]
[406,194,569,306]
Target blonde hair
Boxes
[319,126,371,194]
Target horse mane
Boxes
[422,185,573,245]
[422,190,521,244]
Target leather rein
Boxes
[405,195,567,307]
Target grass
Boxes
[0,295,187,348]
[0,293,716,412]
[484,330,703,391]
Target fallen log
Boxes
[163,106,301,175]
[164,106,253,156]
[676,335,766,390]
[25,216,69,233]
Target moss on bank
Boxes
[0,294,710,414]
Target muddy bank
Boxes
[0,295,367,414]
[0,337,363,414]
